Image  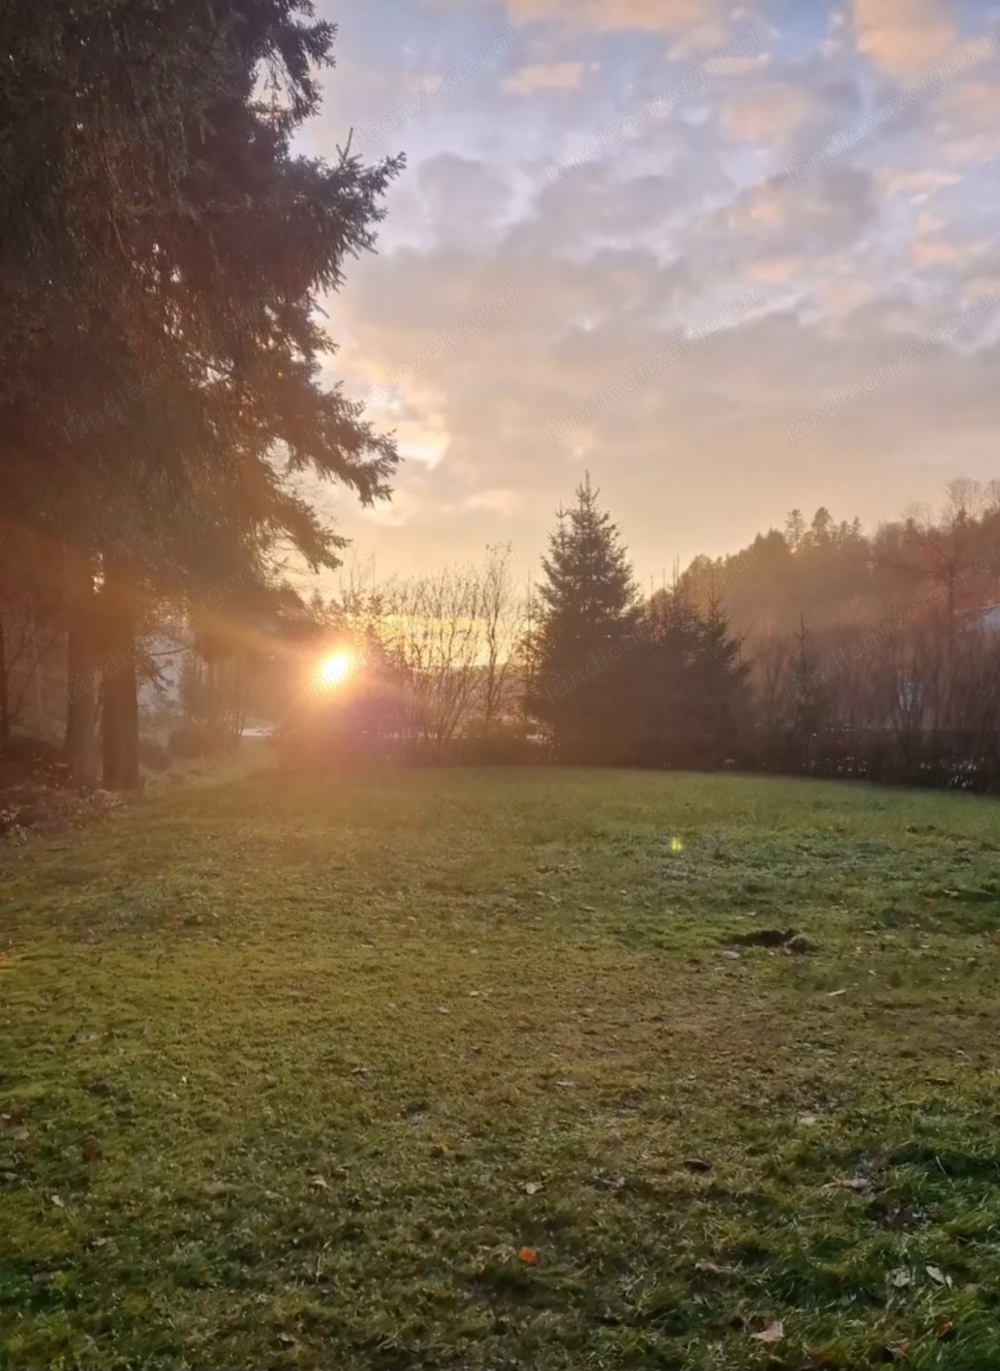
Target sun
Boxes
[316,649,358,692]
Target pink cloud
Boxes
[851,0,956,78]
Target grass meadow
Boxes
[2,762,1000,1369]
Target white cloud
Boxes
[503,61,587,93]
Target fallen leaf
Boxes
[436,1005,451,1015]
[518,1246,539,1266]
[51,1195,64,1208]
[721,949,742,960]
[309,1175,330,1191]
[581,904,597,913]
[890,1268,912,1288]
[523,1181,543,1195]
[926,1265,952,1287]
[752,1320,784,1344]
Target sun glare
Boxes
[316,650,358,691]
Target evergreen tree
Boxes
[693,592,752,762]
[0,0,402,788]
[530,476,637,762]
[785,509,806,552]
[632,588,749,768]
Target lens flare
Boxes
[316,650,358,691]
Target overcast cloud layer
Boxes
[302,0,1000,580]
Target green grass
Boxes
[3,763,1000,1370]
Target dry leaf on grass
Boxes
[518,1247,539,1265]
[752,1320,784,1343]
[203,1180,235,1197]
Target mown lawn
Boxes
[2,763,1000,1371]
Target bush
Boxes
[0,735,69,789]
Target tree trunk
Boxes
[64,550,100,789]
[101,558,140,790]
[0,610,9,745]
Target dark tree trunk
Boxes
[64,550,100,789]
[0,610,9,745]
[100,558,139,790]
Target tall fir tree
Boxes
[530,476,637,762]
[0,0,402,788]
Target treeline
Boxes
[1,0,400,788]
[292,474,1000,789]
[522,476,1000,788]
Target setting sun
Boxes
[316,649,358,691]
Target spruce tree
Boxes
[0,0,402,788]
[530,476,637,762]
[632,586,750,768]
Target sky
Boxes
[299,0,1000,585]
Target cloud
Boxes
[305,0,1000,583]
[723,80,829,144]
[851,0,957,78]
[716,165,878,257]
[749,257,800,284]
[503,61,587,93]
[911,237,962,267]
[492,0,732,46]
[464,486,523,514]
